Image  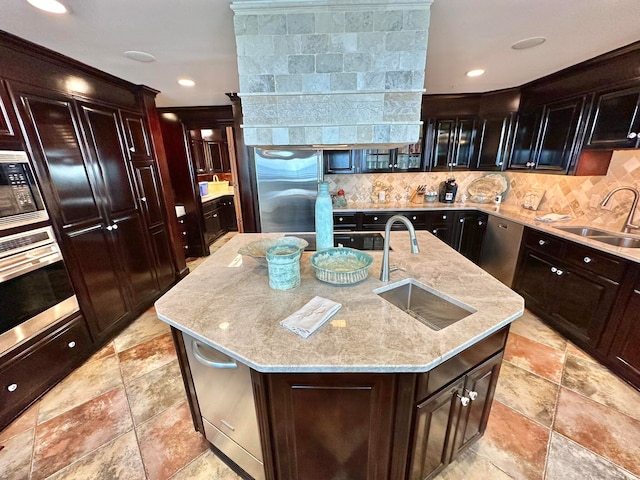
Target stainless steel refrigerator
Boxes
[254,148,323,232]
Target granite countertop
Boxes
[155,231,524,374]
[200,187,234,203]
[335,201,640,263]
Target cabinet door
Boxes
[205,141,229,173]
[453,212,487,264]
[607,276,640,386]
[548,266,619,348]
[360,148,394,173]
[79,103,137,217]
[585,87,640,149]
[267,373,397,480]
[409,378,464,480]
[0,79,21,147]
[132,162,164,228]
[513,250,556,315]
[451,118,476,170]
[429,119,455,171]
[451,354,502,459]
[509,110,540,170]
[324,150,357,174]
[427,212,453,245]
[534,96,588,172]
[190,138,208,173]
[122,111,152,160]
[475,115,512,170]
[17,93,101,226]
[64,223,130,336]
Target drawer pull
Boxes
[412,216,417,220]
[192,340,237,369]
[68,341,76,348]
[457,393,470,407]
[373,216,378,221]
[7,383,17,392]
[442,215,447,220]
[465,389,478,401]
[538,239,546,246]
[583,256,592,264]
[551,267,557,273]
[556,269,564,276]
[338,217,344,222]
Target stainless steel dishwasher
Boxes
[479,215,524,287]
[183,332,265,480]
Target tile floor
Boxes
[2,233,640,480]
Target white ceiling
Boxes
[1,0,639,108]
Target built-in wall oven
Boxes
[0,226,78,355]
[0,150,48,231]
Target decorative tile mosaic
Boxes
[326,150,640,227]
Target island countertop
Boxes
[155,231,524,373]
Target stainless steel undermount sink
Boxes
[553,226,640,248]
[375,279,476,331]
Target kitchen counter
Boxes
[155,231,524,373]
[335,201,640,263]
[200,187,234,203]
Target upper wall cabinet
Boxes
[583,86,640,149]
[509,95,591,174]
[0,79,23,148]
[425,116,478,172]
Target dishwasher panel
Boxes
[479,216,524,287]
[183,332,264,480]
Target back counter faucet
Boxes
[380,215,420,282]
[600,186,640,234]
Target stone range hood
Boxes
[230,0,433,148]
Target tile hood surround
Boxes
[230,0,433,148]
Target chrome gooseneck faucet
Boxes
[600,186,640,234]
[380,215,420,282]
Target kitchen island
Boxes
[155,230,524,480]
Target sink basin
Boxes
[553,226,613,237]
[375,279,475,331]
[553,226,640,248]
[590,236,640,248]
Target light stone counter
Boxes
[155,231,524,373]
[200,187,234,203]
[335,202,640,263]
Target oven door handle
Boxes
[0,252,63,282]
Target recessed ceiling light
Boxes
[26,0,68,14]
[124,51,156,63]
[511,37,546,50]
[178,78,196,87]
[466,69,485,77]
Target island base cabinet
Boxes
[409,353,502,480]
[263,373,399,480]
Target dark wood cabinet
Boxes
[265,373,398,480]
[604,266,640,387]
[453,212,487,264]
[220,197,237,232]
[475,114,514,170]
[425,117,477,172]
[584,86,640,149]
[189,129,231,174]
[409,353,502,480]
[324,150,358,174]
[510,96,590,173]
[513,228,626,349]
[0,78,22,147]
[0,312,93,429]
[202,198,224,245]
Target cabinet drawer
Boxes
[400,212,427,229]
[524,229,565,256]
[0,314,93,427]
[564,243,627,282]
[415,326,508,401]
[333,213,358,230]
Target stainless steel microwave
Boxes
[0,150,48,230]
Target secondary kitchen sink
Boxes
[375,278,476,331]
[553,226,640,248]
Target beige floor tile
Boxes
[170,450,243,480]
[37,354,123,423]
[113,309,171,353]
[433,447,515,480]
[508,311,567,352]
[0,402,39,443]
[118,332,177,384]
[0,428,35,480]
[44,431,146,480]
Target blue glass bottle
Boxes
[315,181,334,251]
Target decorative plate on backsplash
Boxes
[466,173,510,203]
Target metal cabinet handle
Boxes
[388,163,393,168]
[106,225,113,231]
[628,132,638,139]
[478,221,484,226]
[112,224,118,230]
[432,229,437,234]
[373,216,378,221]
[442,215,447,220]
[7,383,17,392]
[583,256,592,263]
[140,197,147,202]
[556,269,564,276]
[459,218,465,223]
[551,266,557,273]
[538,239,546,246]
[457,393,470,407]
[68,341,76,348]
[412,216,417,220]
[338,217,343,222]
[465,389,478,401]
[129,147,135,152]
[192,340,237,369]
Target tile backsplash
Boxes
[326,149,640,229]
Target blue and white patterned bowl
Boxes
[310,247,374,285]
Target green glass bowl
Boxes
[310,247,374,285]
